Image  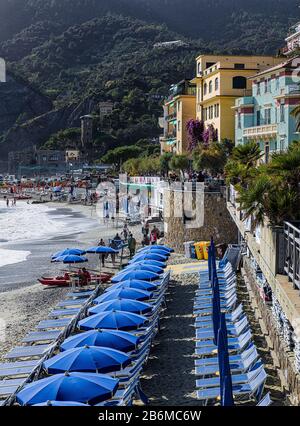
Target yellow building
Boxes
[160,80,196,154]
[192,55,282,142]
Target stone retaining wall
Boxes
[163,189,238,253]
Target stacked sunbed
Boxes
[9,245,173,406]
[194,239,272,406]
[0,288,98,405]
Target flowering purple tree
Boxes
[202,124,218,147]
[186,119,204,151]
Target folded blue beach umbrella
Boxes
[16,372,119,406]
[108,279,158,292]
[52,254,88,264]
[52,248,86,260]
[60,329,139,353]
[124,263,164,275]
[131,253,168,263]
[128,259,167,268]
[43,346,130,375]
[86,246,118,254]
[94,287,153,303]
[89,299,152,315]
[78,310,147,331]
[112,270,160,283]
[33,401,89,406]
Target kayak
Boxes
[39,274,112,287]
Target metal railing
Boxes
[284,221,300,290]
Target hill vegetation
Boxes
[0,0,299,158]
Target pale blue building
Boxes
[234,58,300,162]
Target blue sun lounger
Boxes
[21,330,62,344]
[195,344,259,376]
[195,304,244,327]
[196,368,267,404]
[195,329,253,356]
[257,392,272,406]
[4,344,52,360]
[0,360,40,379]
[195,316,249,340]
[36,318,73,330]
[48,308,81,318]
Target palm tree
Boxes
[291,105,300,132]
[231,141,263,168]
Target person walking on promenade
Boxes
[128,233,137,259]
[150,226,159,245]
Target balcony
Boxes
[284,221,300,290]
[243,124,278,139]
[166,112,177,122]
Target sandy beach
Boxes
[0,201,141,361]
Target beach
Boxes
[0,200,134,361]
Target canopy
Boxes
[43,346,130,374]
[124,263,164,275]
[60,329,139,353]
[52,255,88,264]
[78,310,147,331]
[131,253,168,263]
[111,270,160,283]
[33,401,89,406]
[107,279,158,292]
[94,287,153,303]
[88,299,152,315]
[86,246,118,254]
[16,372,119,406]
[52,248,86,260]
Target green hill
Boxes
[0,0,299,159]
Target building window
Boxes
[177,120,181,132]
[257,82,261,95]
[239,112,242,129]
[215,78,219,91]
[209,81,213,93]
[280,139,285,151]
[276,76,280,91]
[214,104,219,118]
[197,88,201,103]
[264,78,271,93]
[197,62,201,75]
[280,103,285,122]
[256,110,261,126]
[204,83,207,95]
[177,101,181,112]
[232,76,247,89]
[265,108,271,125]
[234,63,245,69]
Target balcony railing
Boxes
[284,221,300,290]
[243,124,278,138]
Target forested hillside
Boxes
[0,0,298,158]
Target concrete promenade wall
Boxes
[243,258,300,405]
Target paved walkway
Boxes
[167,261,207,275]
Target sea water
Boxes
[0,201,91,268]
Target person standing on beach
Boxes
[98,238,106,267]
[109,239,118,266]
[122,224,129,241]
[128,233,136,259]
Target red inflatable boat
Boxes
[39,273,112,287]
